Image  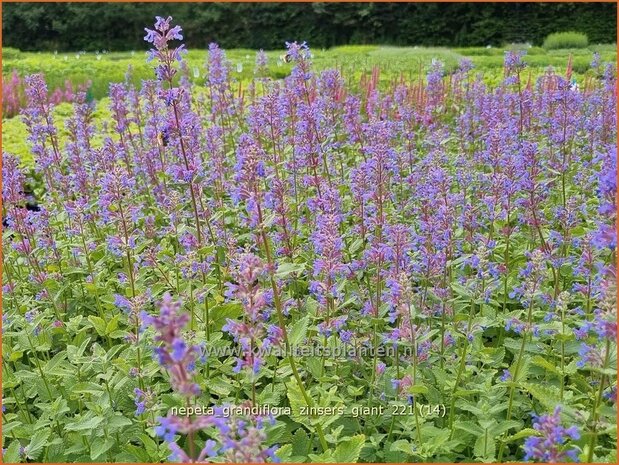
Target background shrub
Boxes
[2,2,616,51]
[543,31,589,50]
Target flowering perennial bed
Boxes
[2,17,617,463]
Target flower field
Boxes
[1,17,617,463]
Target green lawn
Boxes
[3,44,615,99]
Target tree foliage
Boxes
[3,2,616,52]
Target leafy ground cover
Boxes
[2,17,617,463]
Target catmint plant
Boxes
[1,16,616,464]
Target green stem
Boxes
[586,338,611,462]
[497,302,535,461]
[448,299,476,437]
[257,203,328,452]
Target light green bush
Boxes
[2,47,21,59]
[543,32,588,50]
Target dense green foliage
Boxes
[544,32,589,51]
[3,2,616,52]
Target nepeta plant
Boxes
[2,16,616,465]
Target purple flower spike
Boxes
[144,293,202,397]
[523,406,580,462]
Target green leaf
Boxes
[454,399,484,416]
[106,315,119,334]
[347,385,365,397]
[107,415,133,431]
[348,238,364,254]
[504,428,539,443]
[390,439,414,455]
[522,382,561,410]
[510,357,531,383]
[52,400,71,420]
[210,302,243,329]
[305,356,324,380]
[408,384,429,395]
[275,444,293,462]
[44,352,68,376]
[291,428,310,456]
[454,421,484,436]
[64,415,104,432]
[4,441,21,463]
[454,388,482,398]
[286,381,313,430]
[64,440,88,456]
[8,351,23,362]
[593,367,617,377]
[503,337,539,354]
[208,377,233,396]
[531,355,561,375]
[333,434,366,463]
[88,315,107,337]
[481,347,505,367]
[451,282,473,298]
[493,420,523,436]
[474,431,496,461]
[71,382,104,397]
[90,437,115,461]
[125,444,151,462]
[564,360,579,375]
[308,451,335,463]
[276,262,306,278]
[108,330,129,339]
[289,316,310,347]
[257,384,284,405]
[26,429,50,460]
[2,421,22,437]
[139,433,159,456]
[267,423,286,445]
